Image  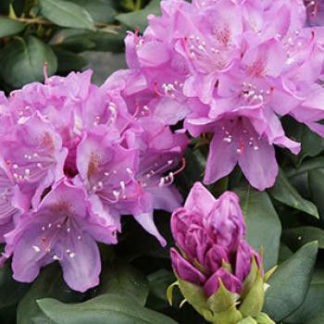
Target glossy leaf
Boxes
[305,312,324,324]
[68,0,116,22]
[263,241,318,322]
[283,226,324,250]
[0,263,29,310]
[236,187,282,270]
[53,47,89,74]
[0,17,25,38]
[60,31,124,53]
[148,269,175,302]
[37,294,178,324]
[116,0,161,32]
[283,117,324,163]
[309,168,324,220]
[98,263,149,306]
[39,0,95,30]
[17,264,84,324]
[0,36,57,89]
[269,169,319,218]
[284,269,324,323]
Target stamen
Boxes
[32,245,40,253]
[172,158,186,176]
[43,62,49,82]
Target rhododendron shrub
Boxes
[0,0,323,323]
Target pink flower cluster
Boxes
[126,0,324,190]
[0,70,187,291]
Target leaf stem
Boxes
[2,16,120,34]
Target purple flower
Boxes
[305,0,324,26]
[170,182,260,297]
[76,116,188,246]
[125,0,324,190]
[1,179,117,292]
[0,69,188,290]
[0,157,28,242]
[0,112,67,207]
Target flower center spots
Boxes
[214,25,231,47]
[42,132,55,152]
[87,153,100,179]
[247,59,265,78]
[185,35,230,73]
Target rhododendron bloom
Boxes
[2,180,117,292]
[0,69,188,290]
[125,0,324,190]
[170,182,258,296]
[169,183,273,323]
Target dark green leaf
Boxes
[283,226,324,250]
[286,157,324,179]
[53,47,88,74]
[0,17,25,38]
[305,312,324,324]
[176,148,206,196]
[283,117,324,163]
[0,36,57,89]
[116,0,161,32]
[37,294,178,324]
[0,263,29,309]
[236,187,281,270]
[269,169,319,218]
[59,31,124,53]
[98,263,149,306]
[278,243,293,263]
[68,0,116,22]
[285,158,324,199]
[148,269,175,301]
[263,241,318,322]
[284,268,324,323]
[118,214,172,260]
[39,0,95,30]
[309,168,324,220]
[17,264,84,324]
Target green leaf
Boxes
[53,47,88,74]
[308,168,324,220]
[148,269,175,302]
[68,0,116,22]
[59,31,124,53]
[286,157,324,179]
[269,169,319,218]
[278,243,293,263]
[37,294,178,324]
[0,263,30,309]
[282,117,324,163]
[98,263,149,306]
[305,312,324,324]
[283,226,324,250]
[17,264,84,324]
[116,0,161,32]
[263,241,318,322]
[0,36,57,89]
[284,269,324,323]
[39,0,95,30]
[0,17,25,38]
[177,148,206,197]
[235,187,282,270]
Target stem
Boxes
[4,16,120,34]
